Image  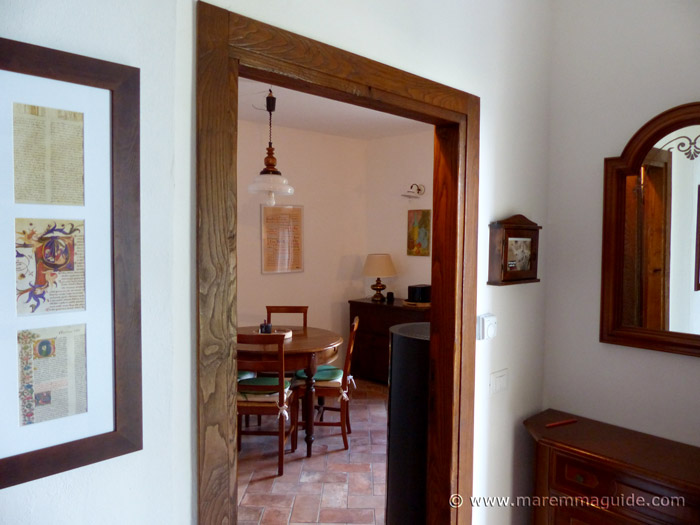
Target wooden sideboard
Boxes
[524,409,700,524]
[348,298,430,384]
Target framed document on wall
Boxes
[0,38,141,488]
[261,205,303,274]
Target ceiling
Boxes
[238,78,432,140]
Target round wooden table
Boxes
[237,326,343,457]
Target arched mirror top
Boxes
[620,102,700,167]
[601,102,700,357]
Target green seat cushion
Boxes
[238,376,291,395]
[237,370,256,381]
[294,364,343,382]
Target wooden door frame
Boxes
[195,2,479,523]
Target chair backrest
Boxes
[342,316,359,388]
[236,332,286,403]
[266,305,308,328]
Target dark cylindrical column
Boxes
[386,322,430,524]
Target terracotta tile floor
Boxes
[237,379,388,525]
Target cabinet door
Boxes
[352,332,389,383]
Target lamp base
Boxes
[370,278,387,302]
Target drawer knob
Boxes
[564,464,599,488]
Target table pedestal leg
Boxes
[304,354,317,457]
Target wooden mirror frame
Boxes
[196,2,479,523]
[601,102,700,357]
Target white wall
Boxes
[0,0,195,524]
[545,0,700,450]
[365,131,434,297]
[1,1,553,524]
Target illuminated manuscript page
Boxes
[18,324,87,425]
[13,103,85,205]
[15,218,86,315]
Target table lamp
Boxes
[363,253,397,302]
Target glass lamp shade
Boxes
[248,174,294,207]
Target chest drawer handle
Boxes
[564,464,599,488]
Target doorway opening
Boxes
[196,4,480,523]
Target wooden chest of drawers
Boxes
[348,298,430,384]
[524,409,700,524]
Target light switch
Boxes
[476,313,497,340]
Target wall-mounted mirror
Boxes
[601,102,700,357]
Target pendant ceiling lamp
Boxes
[248,89,294,206]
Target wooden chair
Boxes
[237,370,260,428]
[236,332,297,476]
[266,305,308,328]
[293,316,359,449]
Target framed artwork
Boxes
[261,205,303,274]
[0,38,141,488]
[407,209,431,256]
[487,214,542,285]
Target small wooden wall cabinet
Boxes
[524,409,700,524]
[348,298,430,384]
[487,214,541,285]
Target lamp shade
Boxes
[248,174,294,206]
[363,253,397,278]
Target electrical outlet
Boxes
[489,369,508,394]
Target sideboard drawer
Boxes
[526,410,700,525]
[352,332,390,383]
[551,450,700,524]
[552,452,616,498]
[552,503,637,525]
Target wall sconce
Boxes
[363,253,397,302]
[401,183,426,199]
[248,89,294,206]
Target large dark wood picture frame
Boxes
[196,3,479,523]
[0,38,142,488]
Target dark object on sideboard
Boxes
[524,409,700,524]
[407,284,431,304]
[348,298,430,384]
